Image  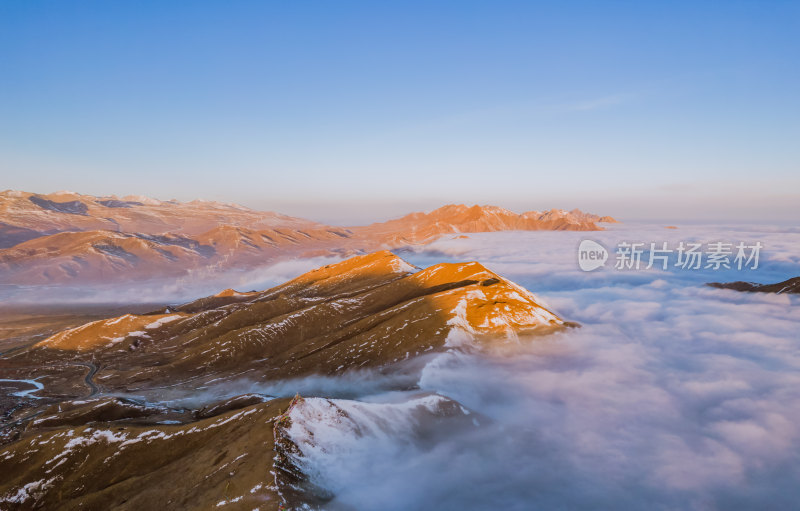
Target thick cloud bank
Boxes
[282,223,800,510]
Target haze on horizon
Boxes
[1,1,798,224]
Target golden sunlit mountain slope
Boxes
[4,251,567,393]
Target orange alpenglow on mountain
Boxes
[36,313,189,351]
[357,204,614,244]
[16,251,567,389]
[0,191,616,285]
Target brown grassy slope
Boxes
[0,392,479,510]
[0,397,292,510]
[4,251,565,392]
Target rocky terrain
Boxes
[0,251,570,509]
[0,190,615,285]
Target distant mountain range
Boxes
[0,190,616,285]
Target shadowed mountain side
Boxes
[0,392,479,510]
[0,397,292,510]
[2,251,567,393]
[0,223,42,249]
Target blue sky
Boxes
[1,1,798,224]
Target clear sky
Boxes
[1,1,798,224]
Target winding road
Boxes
[68,362,100,397]
[72,362,100,397]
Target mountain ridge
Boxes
[0,251,570,510]
[4,251,567,392]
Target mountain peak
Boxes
[27,251,565,383]
[288,250,418,287]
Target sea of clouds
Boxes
[266,222,800,510]
[10,222,800,509]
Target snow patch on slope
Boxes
[283,395,463,494]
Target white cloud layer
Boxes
[276,223,800,510]
[6,222,800,509]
